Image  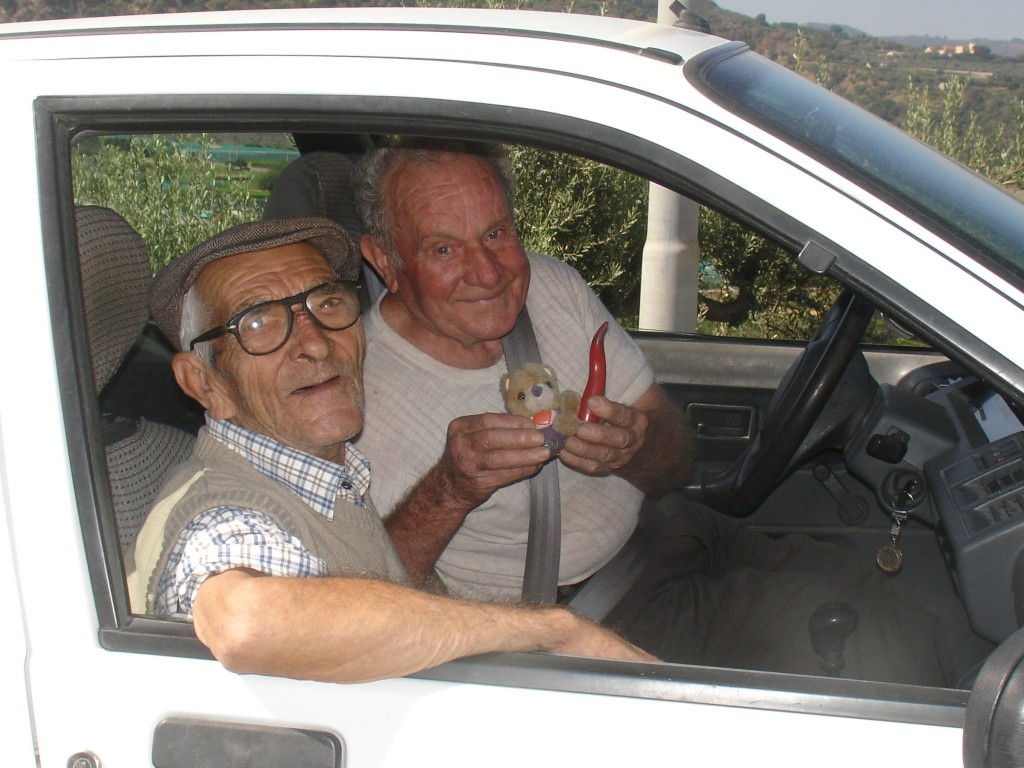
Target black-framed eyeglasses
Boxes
[189,279,361,356]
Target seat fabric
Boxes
[76,205,196,561]
[263,150,385,306]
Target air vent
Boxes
[974,488,1024,527]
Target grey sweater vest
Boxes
[130,430,408,614]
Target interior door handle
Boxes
[686,403,755,440]
[152,718,344,768]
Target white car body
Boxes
[4,7,1022,766]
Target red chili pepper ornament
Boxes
[578,321,608,423]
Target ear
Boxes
[361,234,399,294]
[171,351,237,421]
[500,372,511,393]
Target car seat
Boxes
[263,150,385,308]
[76,205,195,569]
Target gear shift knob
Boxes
[809,602,859,676]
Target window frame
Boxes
[40,91,968,725]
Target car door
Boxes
[2,12,983,766]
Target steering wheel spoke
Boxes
[701,290,877,516]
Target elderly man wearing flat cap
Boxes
[130,217,651,684]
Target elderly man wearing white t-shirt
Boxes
[352,138,945,686]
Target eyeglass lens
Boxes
[238,281,359,354]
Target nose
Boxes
[288,305,332,361]
[463,241,503,288]
[530,385,543,397]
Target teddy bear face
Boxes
[501,363,560,417]
[500,363,582,454]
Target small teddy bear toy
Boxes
[500,362,582,455]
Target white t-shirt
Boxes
[357,253,653,600]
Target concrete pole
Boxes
[638,2,702,333]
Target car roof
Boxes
[0,7,729,61]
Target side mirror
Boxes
[881,313,922,344]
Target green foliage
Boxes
[694,29,1023,344]
[696,208,834,340]
[73,135,263,272]
[509,146,649,321]
[695,208,911,344]
[251,157,293,199]
[903,76,1024,190]
[792,29,834,90]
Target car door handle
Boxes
[686,403,755,440]
[152,718,343,768]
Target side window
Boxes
[73,137,913,349]
[72,133,911,628]
[73,133,296,272]
[509,145,648,324]
[696,205,837,340]
[508,146,920,346]
[696,206,921,345]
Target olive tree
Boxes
[73,135,263,272]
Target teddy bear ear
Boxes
[543,364,556,379]
[500,373,511,392]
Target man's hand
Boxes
[559,395,647,477]
[560,383,696,497]
[386,412,552,582]
[551,611,658,663]
[438,412,555,508]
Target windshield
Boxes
[693,47,1024,285]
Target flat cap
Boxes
[149,216,360,350]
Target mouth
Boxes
[461,291,507,307]
[285,362,364,405]
[461,274,519,304]
[291,374,341,397]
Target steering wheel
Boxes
[700,290,876,516]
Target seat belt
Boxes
[503,305,649,616]
[566,525,648,621]
[502,307,561,604]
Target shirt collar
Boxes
[206,416,371,517]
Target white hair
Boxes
[180,283,215,366]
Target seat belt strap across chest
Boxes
[502,307,561,604]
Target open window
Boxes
[41,93,972,732]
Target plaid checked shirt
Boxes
[153,416,372,617]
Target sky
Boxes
[714,0,1024,41]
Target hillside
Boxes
[690,2,1024,129]
[887,35,1024,59]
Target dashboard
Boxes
[852,373,1024,644]
[929,379,1024,643]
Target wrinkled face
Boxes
[383,153,530,351]
[195,243,365,462]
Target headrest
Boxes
[263,151,363,243]
[76,205,152,392]
[265,151,387,308]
